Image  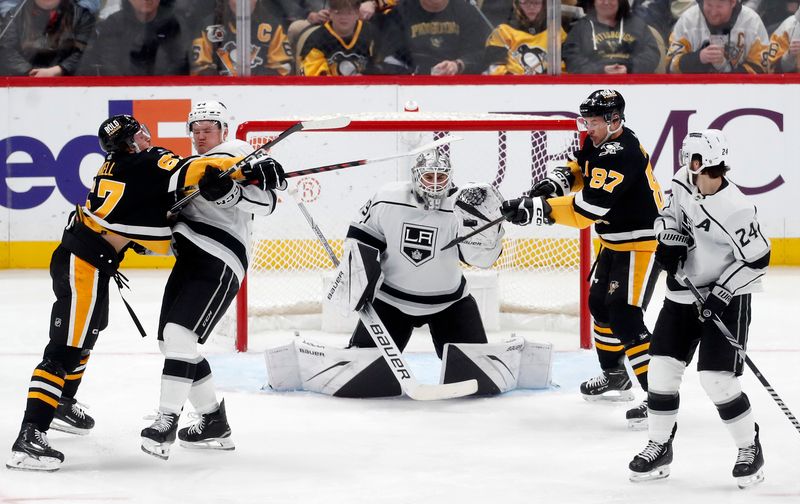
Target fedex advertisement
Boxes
[0,81,798,265]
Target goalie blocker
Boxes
[265,335,553,398]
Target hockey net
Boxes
[224,113,591,351]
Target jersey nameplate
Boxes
[401,223,437,266]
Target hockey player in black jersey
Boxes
[140,101,285,460]
[502,90,663,427]
[629,129,768,488]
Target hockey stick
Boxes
[169,116,351,215]
[676,272,800,434]
[440,210,513,251]
[289,187,478,400]
[284,135,462,179]
[0,0,28,42]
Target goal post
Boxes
[229,113,592,352]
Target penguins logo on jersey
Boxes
[330,51,367,76]
[599,142,624,156]
[401,223,437,266]
[515,45,546,75]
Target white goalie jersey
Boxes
[656,166,771,304]
[172,139,276,282]
[346,181,501,316]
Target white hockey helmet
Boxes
[187,100,229,136]
[679,129,729,176]
[412,149,453,210]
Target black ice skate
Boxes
[733,423,765,489]
[580,367,634,402]
[626,400,648,430]
[178,399,235,451]
[51,397,95,435]
[629,424,677,482]
[140,411,180,460]
[6,423,64,472]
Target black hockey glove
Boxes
[500,196,553,226]
[527,166,574,198]
[199,166,241,208]
[654,230,689,276]
[698,284,733,322]
[242,157,287,191]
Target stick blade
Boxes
[300,116,351,131]
[405,379,478,400]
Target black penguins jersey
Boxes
[548,127,664,251]
[300,21,376,76]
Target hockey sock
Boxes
[592,321,625,370]
[159,358,198,414]
[61,349,91,400]
[625,340,651,391]
[188,358,219,415]
[646,356,685,443]
[22,359,66,431]
[699,371,755,448]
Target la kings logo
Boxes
[401,223,437,266]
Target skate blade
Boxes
[630,465,670,482]
[179,437,235,451]
[583,389,635,402]
[627,418,648,431]
[141,438,173,460]
[5,451,61,472]
[50,420,91,436]
[736,469,765,489]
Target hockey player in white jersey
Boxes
[342,149,504,360]
[140,101,286,459]
[629,129,769,488]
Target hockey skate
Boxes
[51,397,95,435]
[140,411,180,460]
[629,424,677,482]
[6,423,64,472]
[580,367,634,402]
[626,400,648,430]
[733,424,765,489]
[178,399,235,451]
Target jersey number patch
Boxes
[735,222,761,247]
[401,223,437,266]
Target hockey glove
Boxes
[654,230,690,276]
[698,284,733,322]
[527,166,574,198]
[242,157,287,191]
[199,166,241,208]
[501,196,553,226]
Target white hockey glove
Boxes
[527,166,574,198]
[454,182,505,249]
[501,196,553,226]
[198,166,241,209]
[326,240,383,314]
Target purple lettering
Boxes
[1,136,56,209]
[55,135,104,204]
[649,110,696,175]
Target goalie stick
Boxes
[169,116,351,215]
[676,272,800,434]
[289,187,478,400]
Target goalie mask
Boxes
[98,114,150,154]
[187,100,229,138]
[680,129,729,184]
[412,150,453,210]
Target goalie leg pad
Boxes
[326,240,382,313]
[265,339,401,398]
[441,335,526,395]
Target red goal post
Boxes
[231,113,592,352]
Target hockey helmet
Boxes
[579,89,626,123]
[187,100,229,135]
[680,129,729,175]
[98,114,145,154]
[412,149,453,210]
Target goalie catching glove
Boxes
[199,166,241,208]
[326,240,383,313]
[454,183,505,268]
[501,196,553,226]
[527,166,574,198]
[241,156,287,191]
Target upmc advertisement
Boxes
[1,80,798,266]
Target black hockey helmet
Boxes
[98,114,142,153]
[579,89,626,123]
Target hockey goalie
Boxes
[265,150,553,398]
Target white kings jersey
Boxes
[656,166,771,304]
[172,139,276,282]
[347,181,471,316]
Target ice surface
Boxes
[1,268,799,503]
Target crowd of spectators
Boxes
[0,0,797,77]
